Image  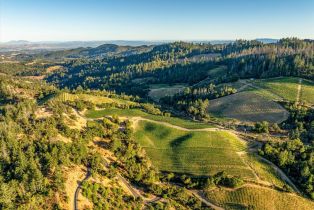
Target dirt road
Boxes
[74,168,91,210]
[296,78,302,102]
[259,156,302,195]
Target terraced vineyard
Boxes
[205,185,314,210]
[242,153,287,188]
[133,120,255,178]
[207,92,289,123]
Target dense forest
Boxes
[43,38,314,96]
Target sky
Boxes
[1,0,314,42]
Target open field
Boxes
[207,65,228,78]
[300,80,314,104]
[207,92,289,123]
[252,77,300,101]
[133,120,255,177]
[148,84,187,101]
[85,108,214,129]
[205,185,314,210]
[219,77,314,104]
[193,66,228,87]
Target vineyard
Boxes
[252,77,300,101]
[243,153,287,188]
[133,121,255,177]
[205,185,314,210]
[207,92,288,123]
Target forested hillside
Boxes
[1,38,314,210]
[44,38,314,97]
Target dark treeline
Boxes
[45,38,314,97]
[260,139,314,199]
[283,102,314,143]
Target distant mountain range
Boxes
[0,39,279,52]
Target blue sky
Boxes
[1,0,314,41]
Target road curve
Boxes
[190,190,224,210]
[258,156,302,195]
[74,168,91,210]
[131,116,220,132]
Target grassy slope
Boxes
[133,121,255,178]
[207,76,314,123]
[252,77,299,101]
[85,108,214,129]
[238,77,314,105]
[301,80,314,104]
[243,153,287,188]
[206,185,314,210]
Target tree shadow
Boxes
[144,122,170,139]
[170,133,193,148]
[169,133,193,172]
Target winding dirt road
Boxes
[131,116,220,132]
[258,156,302,195]
[75,108,303,200]
[74,168,91,210]
[190,190,224,210]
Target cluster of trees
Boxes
[224,38,314,80]
[161,171,244,189]
[283,102,314,143]
[0,62,47,76]
[259,139,314,199]
[108,120,158,185]
[148,184,203,209]
[0,76,121,208]
[81,181,141,209]
[161,84,236,120]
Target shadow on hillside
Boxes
[170,133,193,147]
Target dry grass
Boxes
[63,108,87,130]
[63,165,88,210]
[77,193,93,210]
[35,107,53,119]
[46,65,63,73]
[54,134,72,143]
[56,92,137,106]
